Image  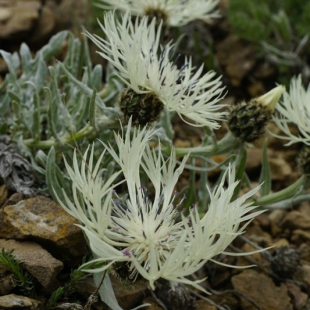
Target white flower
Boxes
[85,11,227,128]
[272,75,310,145]
[55,145,122,237]
[57,120,264,292]
[95,0,220,27]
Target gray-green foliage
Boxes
[0,31,124,198]
[227,0,310,85]
[46,265,86,309]
[0,249,35,296]
[227,0,310,45]
[0,31,121,151]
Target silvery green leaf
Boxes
[20,43,33,71]
[198,158,209,211]
[58,62,95,98]
[94,273,149,310]
[39,31,68,61]
[33,54,48,91]
[49,67,75,136]
[0,92,10,117]
[0,76,8,93]
[45,86,62,143]
[159,108,174,141]
[31,150,47,175]
[58,62,118,120]
[35,150,47,169]
[152,127,172,144]
[0,50,20,78]
[105,161,116,180]
[232,147,247,201]
[65,35,82,77]
[46,147,66,202]
[94,273,122,310]
[89,88,97,128]
[271,10,291,44]
[32,88,41,142]
[182,157,197,210]
[8,91,21,113]
[90,65,102,90]
[81,27,92,72]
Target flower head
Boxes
[272,75,310,145]
[95,0,220,27]
[57,120,264,292]
[228,85,285,142]
[85,11,227,128]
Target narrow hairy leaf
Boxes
[94,273,124,310]
[46,147,66,203]
[231,147,247,201]
[39,31,68,61]
[89,88,97,129]
[259,138,271,196]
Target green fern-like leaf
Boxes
[0,249,36,296]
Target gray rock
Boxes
[0,294,41,309]
[0,0,88,45]
[0,239,63,292]
[0,196,88,259]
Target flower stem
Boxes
[256,176,306,207]
[168,131,241,157]
[23,120,120,149]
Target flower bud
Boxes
[270,246,300,279]
[228,85,285,142]
[256,85,286,112]
[119,88,164,126]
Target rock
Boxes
[0,294,41,309]
[143,297,163,310]
[245,221,273,246]
[253,62,276,79]
[0,239,63,291]
[0,1,40,40]
[2,192,23,207]
[273,238,290,248]
[46,0,88,34]
[285,282,308,310]
[112,277,148,309]
[268,155,292,180]
[280,211,310,230]
[0,0,88,51]
[76,275,148,310]
[208,291,239,309]
[298,265,310,294]
[269,209,287,237]
[231,269,293,310]
[292,229,310,245]
[298,201,310,217]
[216,35,256,86]
[247,81,265,97]
[0,196,88,258]
[28,6,56,44]
[245,148,262,172]
[0,274,16,295]
[193,300,217,310]
[0,8,11,23]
